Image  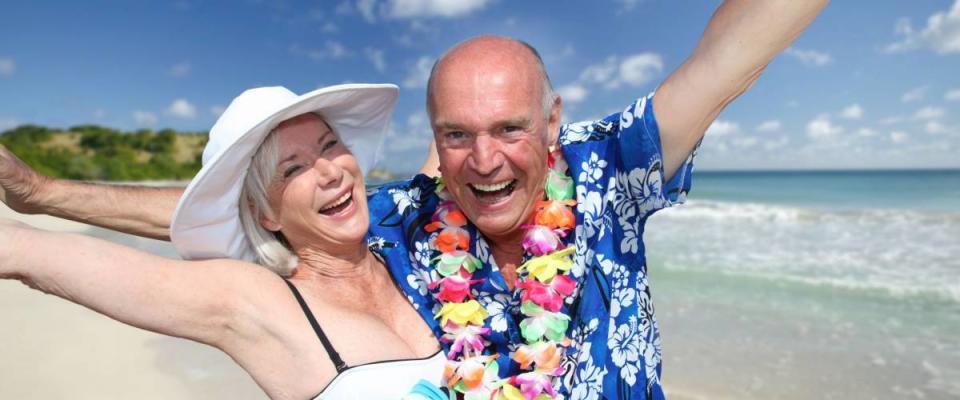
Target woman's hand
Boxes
[0,144,48,215]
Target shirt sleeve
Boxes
[617,92,696,206]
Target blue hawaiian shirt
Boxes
[366,93,695,400]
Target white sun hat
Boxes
[170,84,399,261]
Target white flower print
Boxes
[579,152,607,185]
[560,120,594,145]
[569,362,606,400]
[617,204,640,254]
[609,319,639,367]
[406,263,438,296]
[413,241,433,268]
[609,316,642,386]
[405,295,420,310]
[577,187,607,242]
[477,293,511,333]
[389,186,422,216]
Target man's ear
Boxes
[547,95,563,145]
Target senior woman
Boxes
[0,84,446,399]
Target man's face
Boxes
[429,56,561,242]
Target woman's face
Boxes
[260,113,369,252]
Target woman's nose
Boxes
[312,157,343,186]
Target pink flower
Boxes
[521,224,566,256]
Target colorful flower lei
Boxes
[425,146,577,400]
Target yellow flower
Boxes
[435,300,488,327]
[518,246,575,282]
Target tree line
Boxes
[0,124,207,181]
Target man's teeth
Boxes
[319,192,351,211]
[472,180,515,192]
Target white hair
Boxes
[238,129,299,276]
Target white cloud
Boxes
[840,103,864,119]
[133,111,158,127]
[384,0,491,19]
[884,0,960,54]
[706,119,740,137]
[579,53,663,90]
[890,131,909,143]
[732,136,759,149]
[925,120,949,134]
[857,128,877,137]
[321,22,338,33]
[617,53,663,86]
[913,106,945,120]
[357,0,378,22]
[210,105,226,117]
[580,56,618,84]
[806,114,844,140]
[0,117,19,131]
[169,61,191,77]
[402,56,433,88]
[785,47,833,66]
[901,86,927,103]
[945,88,960,101]
[616,0,643,11]
[755,120,782,132]
[291,41,351,61]
[557,84,589,104]
[365,48,386,73]
[166,99,196,119]
[763,135,790,150]
[0,58,15,77]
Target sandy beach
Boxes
[0,202,266,400]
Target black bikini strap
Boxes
[282,279,348,373]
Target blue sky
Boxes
[1,0,958,173]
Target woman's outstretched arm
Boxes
[0,219,272,347]
[0,144,182,240]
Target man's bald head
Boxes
[426,35,557,119]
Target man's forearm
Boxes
[655,0,829,179]
[33,179,183,240]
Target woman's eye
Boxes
[283,165,302,178]
[322,139,338,152]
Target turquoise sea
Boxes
[646,169,960,399]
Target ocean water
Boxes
[646,170,960,399]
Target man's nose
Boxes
[466,134,503,176]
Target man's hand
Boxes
[0,144,49,214]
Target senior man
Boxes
[1,1,827,398]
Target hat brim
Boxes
[170,83,398,262]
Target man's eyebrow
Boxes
[432,117,532,131]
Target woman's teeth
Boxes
[319,192,352,212]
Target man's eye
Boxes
[503,126,522,134]
[283,165,302,178]
[445,131,466,140]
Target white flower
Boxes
[561,121,594,145]
[577,187,607,241]
[406,265,437,296]
[389,186,422,215]
[477,293,511,333]
[579,152,607,184]
[609,316,642,386]
[413,241,433,267]
[609,320,640,367]
[569,362,606,400]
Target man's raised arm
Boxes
[654,0,829,180]
[0,144,182,240]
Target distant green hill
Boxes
[0,124,207,181]
[1,124,408,182]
